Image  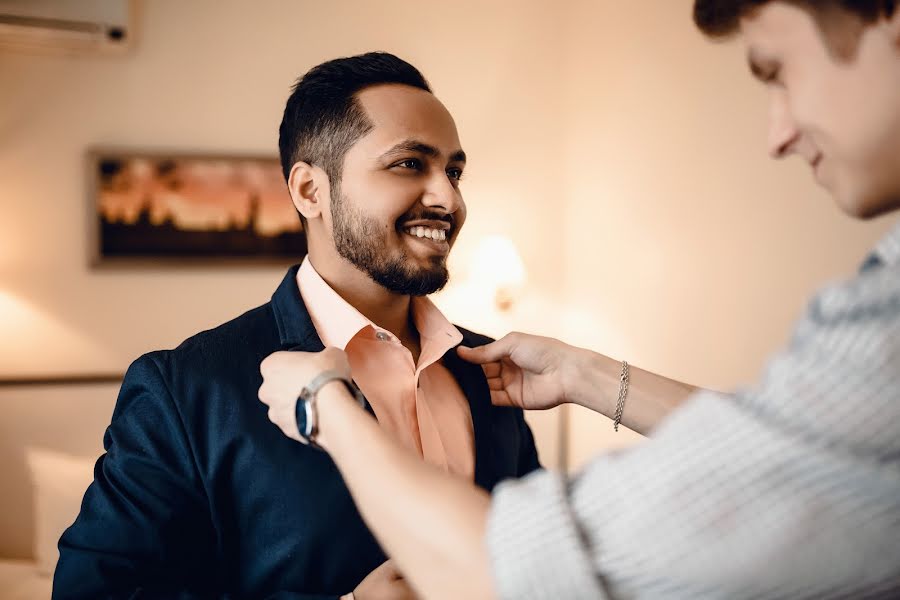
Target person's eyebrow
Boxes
[379,139,466,164]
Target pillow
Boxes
[24,447,96,577]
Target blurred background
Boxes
[1,0,896,593]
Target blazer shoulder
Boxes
[175,302,277,358]
[135,302,280,394]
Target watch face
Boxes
[295,399,311,438]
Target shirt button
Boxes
[375,331,391,341]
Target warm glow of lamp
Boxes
[469,235,526,311]
[0,289,115,376]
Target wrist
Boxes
[560,346,593,406]
[313,380,359,451]
[568,349,619,417]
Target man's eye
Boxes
[447,168,464,181]
[396,159,422,170]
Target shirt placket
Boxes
[375,329,423,455]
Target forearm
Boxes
[568,349,701,435]
[316,384,495,600]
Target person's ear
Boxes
[287,162,328,221]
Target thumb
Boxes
[382,560,404,580]
[457,334,518,365]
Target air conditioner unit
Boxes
[0,0,133,54]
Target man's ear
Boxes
[287,162,327,221]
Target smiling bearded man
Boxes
[53,52,541,600]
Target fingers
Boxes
[457,333,520,365]
[489,389,516,407]
[479,358,520,407]
[482,362,501,378]
[487,376,504,391]
[357,560,418,599]
[375,559,404,580]
[259,350,291,377]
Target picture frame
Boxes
[88,149,306,266]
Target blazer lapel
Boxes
[271,264,325,352]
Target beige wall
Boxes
[0,0,568,377]
[2,0,897,475]
[557,0,897,468]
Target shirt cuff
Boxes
[487,470,607,600]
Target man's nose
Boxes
[767,91,800,159]
[421,171,462,214]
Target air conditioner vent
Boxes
[0,0,132,54]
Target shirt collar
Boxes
[296,257,373,350]
[296,257,463,357]
[411,295,464,366]
[861,219,900,272]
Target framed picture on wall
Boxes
[88,149,305,266]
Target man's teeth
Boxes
[405,226,447,241]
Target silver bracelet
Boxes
[613,360,629,431]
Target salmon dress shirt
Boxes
[297,258,475,479]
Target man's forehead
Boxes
[740,2,864,69]
[738,1,825,46]
[355,85,463,157]
[357,84,453,126]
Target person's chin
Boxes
[835,184,897,220]
[411,267,450,295]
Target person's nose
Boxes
[767,90,800,159]
[421,170,463,214]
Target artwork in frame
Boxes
[89,149,306,265]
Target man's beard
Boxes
[331,185,450,296]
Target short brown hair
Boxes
[693,0,896,37]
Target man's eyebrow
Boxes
[379,139,466,163]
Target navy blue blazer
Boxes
[54,266,541,599]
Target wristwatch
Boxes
[295,369,367,447]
